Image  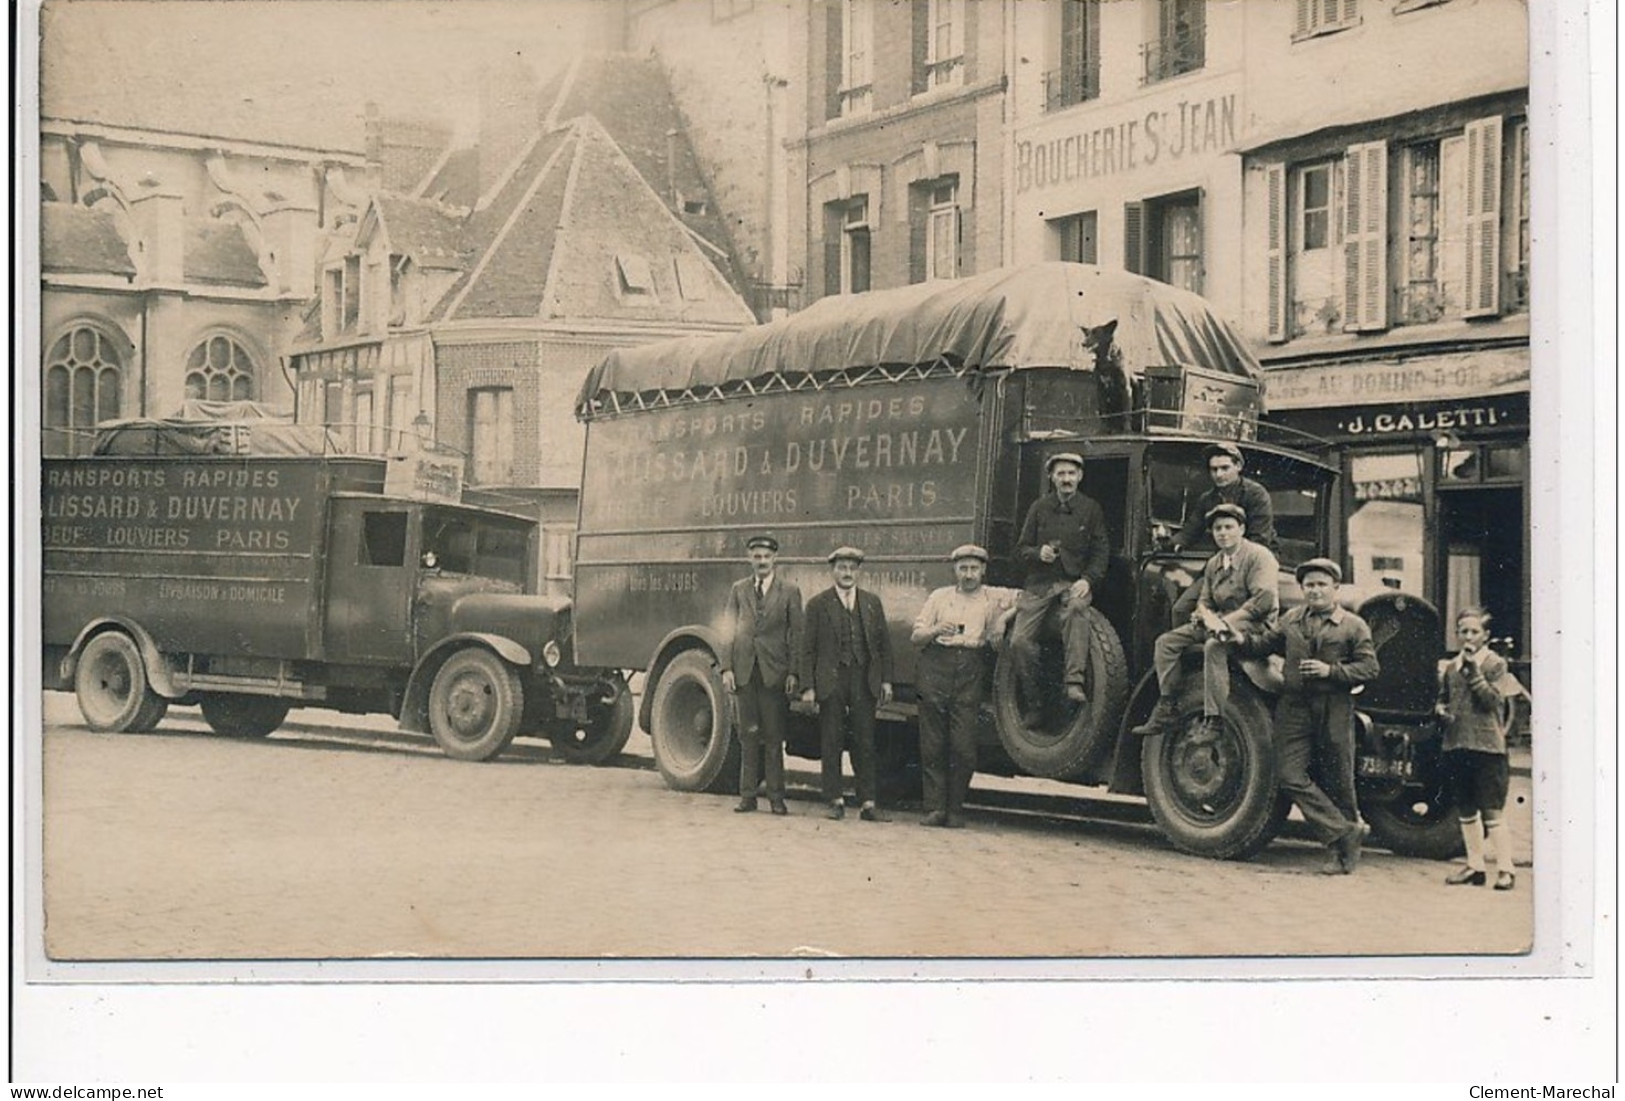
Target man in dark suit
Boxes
[720,533,803,816]
[799,546,895,821]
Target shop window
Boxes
[1142,0,1204,85]
[1440,443,1524,485]
[1293,0,1360,41]
[1126,190,1202,295]
[43,324,123,457]
[823,195,872,296]
[1346,451,1425,594]
[1053,210,1099,264]
[825,0,873,120]
[467,386,515,485]
[185,335,256,402]
[1046,0,1101,111]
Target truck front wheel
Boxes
[648,650,739,793]
[549,675,635,765]
[428,648,523,762]
[75,631,167,734]
[200,694,290,738]
[1362,785,1466,860]
[1141,685,1282,860]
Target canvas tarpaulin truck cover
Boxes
[576,262,1264,416]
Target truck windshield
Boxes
[422,508,529,587]
[1148,444,1330,568]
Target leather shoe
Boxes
[859,804,890,822]
[1131,697,1181,737]
[943,814,965,829]
[1494,870,1516,891]
[920,810,948,828]
[732,799,757,813]
[769,799,788,816]
[826,802,846,820]
[1445,866,1487,886]
[1335,825,1363,873]
[1065,683,1088,704]
[1320,848,1347,875]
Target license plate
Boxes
[1358,755,1413,779]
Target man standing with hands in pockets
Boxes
[910,545,1020,828]
[720,533,802,816]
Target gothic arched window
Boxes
[185,335,256,402]
[43,324,123,456]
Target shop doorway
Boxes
[1437,486,1525,656]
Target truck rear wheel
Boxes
[199,694,290,738]
[1141,684,1282,860]
[75,631,165,734]
[648,650,738,793]
[549,675,635,765]
[992,606,1129,780]
[428,648,523,762]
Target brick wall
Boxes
[435,340,541,482]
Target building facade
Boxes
[1235,0,1530,661]
[287,53,757,588]
[38,118,373,455]
[786,0,1009,305]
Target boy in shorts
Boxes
[1437,607,1520,890]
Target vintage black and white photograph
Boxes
[23,0,1569,976]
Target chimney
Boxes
[364,102,383,166]
[128,186,186,285]
[477,56,542,203]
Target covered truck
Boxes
[571,262,1458,860]
[42,410,632,764]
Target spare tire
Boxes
[993,605,1129,779]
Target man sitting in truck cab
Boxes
[1134,503,1278,739]
[1172,442,1278,553]
[1009,452,1111,707]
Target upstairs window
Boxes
[1143,0,1205,85]
[921,0,965,91]
[467,386,515,486]
[1047,0,1101,111]
[824,196,872,296]
[185,335,255,402]
[826,0,873,119]
[1293,0,1360,41]
[1126,190,1203,295]
[910,179,960,283]
[1052,211,1099,264]
[43,325,122,457]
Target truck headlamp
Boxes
[542,640,563,668]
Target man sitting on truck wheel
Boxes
[1171,442,1278,553]
[1133,504,1278,740]
[721,533,803,816]
[1239,558,1378,875]
[910,545,1020,828]
[800,547,895,822]
[1010,452,1111,708]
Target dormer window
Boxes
[616,254,656,298]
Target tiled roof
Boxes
[548,54,744,289]
[40,202,136,277]
[416,146,479,209]
[184,218,268,286]
[375,194,467,270]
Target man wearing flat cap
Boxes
[1239,557,1379,874]
[1010,451,1111,706]
[1172,441,1278,553]
[800,547,894,821]
[1135,502,1278,739]
[721,533,803,815]
[909,545,1021,827]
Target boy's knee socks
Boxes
[1484,815,1513,871]
[1459,813,1486,871]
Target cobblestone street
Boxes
[37,692,1534,962]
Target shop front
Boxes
[1264,343,1531,670]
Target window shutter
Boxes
[911,0,930,95]
[1294,0,1309,36]
[1342,140,1388,331]
[1265,163,1288,342]
[1341,0,1359,24]
[824,237,842,297]
[1123,201,1145,274]
[1462,115,1503,318]
[908,186,928,284]
[825,1,844,121]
